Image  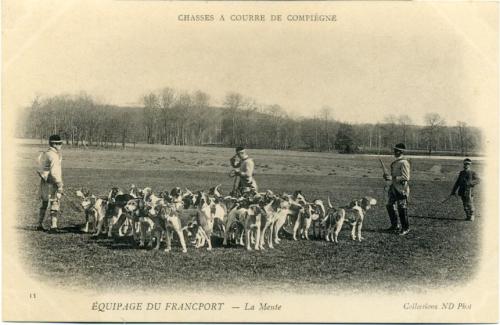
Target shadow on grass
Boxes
[17,225,45,232]
[360,227,398,234]
[59,224,88,234]
[210,236,248,250]
[410,214,467,221]
[18,224,86,234]
[90,234,138,250]
[88,233,238,251]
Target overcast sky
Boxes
[3,1,498,127]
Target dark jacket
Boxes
[451,169,480,196]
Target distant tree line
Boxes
[17,89,482,155]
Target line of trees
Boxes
[17,89,482,155]
[18,93,143,148]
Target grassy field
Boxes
[14,142,482,294]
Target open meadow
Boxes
[14,142,482,294]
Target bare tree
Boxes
[223,92,244,146]
[382,114,398,147]
[192,90,211,145]
[174,92,193,145]
[321,106,333,151]
[265,104,285,149]
[457,121,471,155]
[159,87,176,144]
[143,93,159,144]
[423,113,446,155]
[398,115,412,146]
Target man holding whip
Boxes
[450,158,480,221]
[229,146,258,195]
[383,143,411,235]
[37,134,64,233]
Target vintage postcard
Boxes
[2,0,498,323]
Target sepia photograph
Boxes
[2,0,498,323]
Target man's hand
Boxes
[230,155,240,168]
[57,186,64,194]
[383,173,392,181]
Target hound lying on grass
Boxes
[322,197,377,243]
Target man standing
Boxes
[384,143,411,235]
[450,158,480,221]
[37,134,64,232]
[230,146,258,194]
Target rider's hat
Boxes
[393,143,406,152]
[49,134,63,145]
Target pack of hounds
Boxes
[76,185,377,253]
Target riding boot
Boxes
[386,204,399,230]
[37,208,47,230]
[398,206,409,231]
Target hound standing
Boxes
[450,158,480,221]
[384,143,411,235]
[37,135,64,233]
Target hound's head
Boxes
[260,195,275,205]
[249,192,262,204]
[107,187,123,203]
[280,193,291,202]
[293,190,307,205]
[129,184,140,198]
[124,199,139,213]
[147,201,165,217]
[109,187,121,197]
[312,199,326,217]
[81,195,97,210]
[264,190,275,198]
[268,196,285,211]
[257,190,274,201]
[135,188,145,198]
[76,190,95,209]
[202,192,212,207]
[143,187,153,198]
[360,196,377,211]
[76,189,86,199]
[277,197,290,210]
[236,197,251,209]
[161,191,173,203]
[182,189,198,209]
[76,188,91,198]
[170,187,182,198]
[208,184,222,197]
[194,191,209,208]
[348,197,377,211]
[247,204,263,217]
